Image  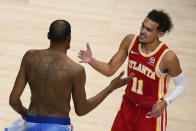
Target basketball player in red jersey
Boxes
[78,9,186,131]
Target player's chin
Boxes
[138,39,146,44]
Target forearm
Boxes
[9,99,27,117]
[164,73,186,105]
[89,58,114,77]
[80,85,113,115]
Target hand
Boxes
[109,71,134,91]
[21,107,27,120]
[78,43,92,63]
[146,100,167,118]
[21,114,26,120]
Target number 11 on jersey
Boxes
[131,77,143,95]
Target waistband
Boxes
[123,95,153,109]
[26,114,71,125]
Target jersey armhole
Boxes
[155,49,170,78]
[128,35,138,55]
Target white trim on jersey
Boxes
[138,42,164,57]
[155,49,170,78]
[127,34,137,53]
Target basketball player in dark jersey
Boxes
[78,9,186,131]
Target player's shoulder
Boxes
[73,62,85,73]
[25,49,49,57]
[163,49,179,63]
[124,34,136,42]
[23,49,46,63]
[24,49,40,57]
[67,58,85,75]
[120,34,136,49]
[72,63,85,79]
[22,49,37,60]
[76,64,85,75]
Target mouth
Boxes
[139,34,145,40]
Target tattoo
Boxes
[24,50,73,115]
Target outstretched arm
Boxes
[72,66,134,116]
[9,52,28,120]
[148,51,186,118]
[78,34,135,76]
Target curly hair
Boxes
[147,9,173,33]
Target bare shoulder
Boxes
[22,49,47,67]
[73,62,85,74]
[23,49,39,58]
[24,49,49,59]
[162,50,182,76]
[125,34,135,41]
[25,49,38,54]
[163,50,179,63]
[71,62,86,82]
[123,34,135,44]
[120,34,136,49]
[67,58,85,76]
[21,49,37,63]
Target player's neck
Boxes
[49,42,69,54]
[141,40,161,54]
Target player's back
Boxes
[24,49,80,118]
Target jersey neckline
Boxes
[138,42,164,57]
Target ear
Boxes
[158,32,164,39]
[67,35,71,50]
[67,35,71,43]
[47,32,50,40]
[68,35,71,40]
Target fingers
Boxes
[78,56,84,63]
[78,54,83,63]
[147,109,158,118]
[147,104,162,118]
[78,50,84,58]
[146,104,157,118]
[79,50,85,55]
[78,50,85,61]
[127,73,134,82]
[21,115,26,120]
[78,55,82,59]
[146,111,154,118]
[116,71,134,83]
[86,43,91,51]
[120,72,134,84]
[147,111,159,118]
[118,71,125,78]
[78,52,83,57]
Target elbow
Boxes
[104,70,115,77]
[104,72,114,77]
[9,95,18,108]
[104,65,117,77]
[76,112,84,116]
[75,109,86,116]
[9,97,15,108]
[74,105,88,116]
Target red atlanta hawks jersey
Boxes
[125,35,170,108]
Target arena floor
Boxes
[0,0,196,130]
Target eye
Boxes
[146,28,152,32]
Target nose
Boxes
[140,27,146,34]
